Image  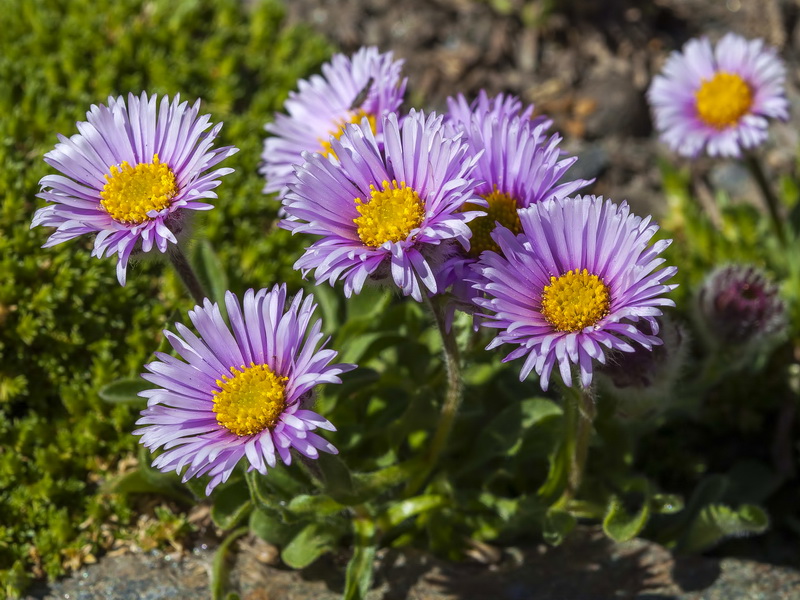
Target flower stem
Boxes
[405,295,463,496]
[168,244,207,305]
[561,384,596,501]
[744,153,786,246]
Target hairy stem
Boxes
[744,153,786,246]
[168,244,207,305]
[563,384,596,501]
[405,295,463,496]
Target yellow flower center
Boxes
[212,362,288,437]
[695,72,753,129]
[100,154,178,224]
[540,269,611,332]
[354,179,425,247]
[320,110,377,159]
[463,189,521,258]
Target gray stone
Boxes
[25,528,800,600]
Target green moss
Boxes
[0,0,330,595]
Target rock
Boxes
[25,528,800,600]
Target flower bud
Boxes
[697,264,785,347]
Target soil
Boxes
[285,0,800,218]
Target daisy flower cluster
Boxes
[265,47,678,391]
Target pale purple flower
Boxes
[437,98,592,324]
[261,46,407,198]
[32,92,238,285]
[282,109,483,302]
[648,33,788,158]
[473,195,677,391]
[445,90,536,131]
[135,285,354,495]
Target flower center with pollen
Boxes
[320,110,377,159]
[695,72,753,129]
[100,154,178,224]
[464,189,521,257]
[212,362,288,437]
[540,269,611,332]
[354,179,425,247]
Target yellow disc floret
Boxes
[100,154,178,224]
[464,189,521,257]
[540,268,611,332]
[212,362,288,437]
[354,179,425,247]
[320,110,378,159]
[695,72,753,129]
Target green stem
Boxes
[167,244,207,305]
[561,384,596,502]
[744,153,786,246]
[405,295,463,496]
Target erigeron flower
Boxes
[32,92,238,285]
[135,285,354,495]
[473,196,677,391]
[437,94,591,323]
[647,33,788,158]
[282,109,483,302]
[261,46,407,198]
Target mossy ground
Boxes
[0,0,330,595]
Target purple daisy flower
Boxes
[282,109,483,302]
[135,285,355,495]
[647,33,789,158]
[437,99,592,323]
[261,46,407,198]
[473,195,677,391]
[32,92,238,286]
[445,90,536,130]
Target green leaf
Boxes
[97,377,149,403]
[679,503,769,554]
[210,479,252,530]
[381,495,447,529]
[310,283,341,330]
[351,458,424,502]
[281,521,343,569]
[462,397,562,473]
[602,478,651,542]
[210,527,248,600]
[651,493,684,515]
[105,468,191,504]
[191,238,229,308]
[542,508,575,546]
[603,497,648,542]
[249,509,302,547]
[287,494,346,517]
[343,518,377,600]
[316,452,356,503]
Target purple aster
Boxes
[437,98,592,323]
[445,90,536,130]
[32,92,238,286]
[282,109,483,302]
[135,285,355,495]
[647,33,788,158]
[261,46,407,198]
[473,195,677,391]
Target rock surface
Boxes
[26,528,800,600]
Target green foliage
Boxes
[0,0,331,594]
